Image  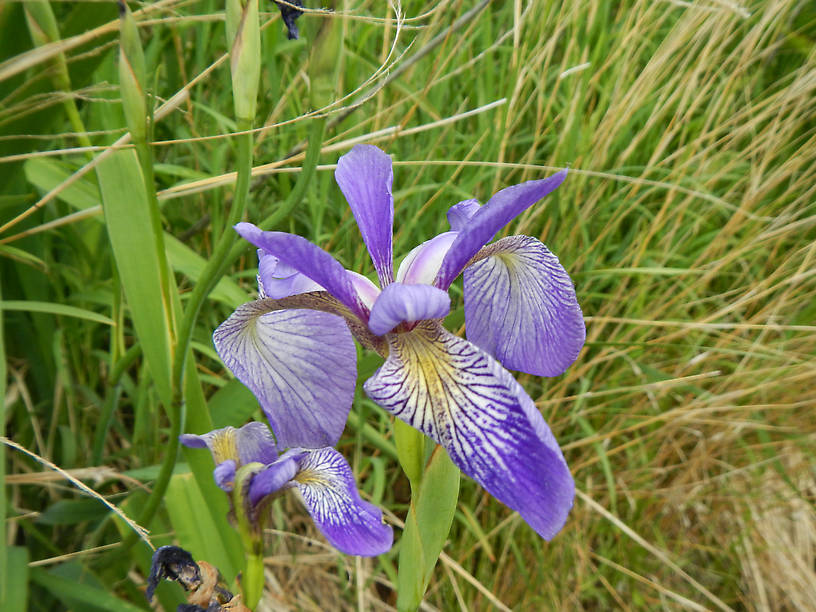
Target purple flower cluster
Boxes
[183,144,584,555]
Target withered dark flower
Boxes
[147,546,247,611]
[274,0,303,40]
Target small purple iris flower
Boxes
[180,422,393,556]
[214,144,585,540]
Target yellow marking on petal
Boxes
[209,427,239,464]
[294,469,328,488]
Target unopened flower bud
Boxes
[226,0,261,122]
[118,1,147,142]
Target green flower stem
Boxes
[232,464,266,608]
[118,143,185,556]
[395,435,460,611]
[171,119,254,395]
[120,392,185,553]
[225,115,327,261]
[120,122,255,556]
[243,552,265,609]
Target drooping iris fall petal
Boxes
[463,235,585,376]
[213,303,357,449]
[292,447,394,556]
[364,321,574,540]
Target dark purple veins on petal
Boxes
[364,322,575,540]
[464,235,585,376]
[292,447,393,556]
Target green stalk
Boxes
[226,115,327,264]
[171,120,253,394]
[243,552,265,609]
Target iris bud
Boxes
[118,1,147,142]
[226,0,261,122]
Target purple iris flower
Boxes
[180,422,393,556]
[214,144,585,540]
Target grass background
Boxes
[1,0,815,609]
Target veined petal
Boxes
[447,199,481,231]
[367,282,451,336]
[293,447,393,556]
[235,223,368,321]
[335,144,394,287]
[248,452,302,506]
[178,422,278,466]
[434,170,568,290]
[395,231,458,285]
[464,235,585,376]
[213,301,356,449]
[258,250,323,299]
[364,322,574,540]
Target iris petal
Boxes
[213,302,356,449]
[364,321,574,540]
[395,231,458,286]
[434,170,567,290]
[464,235,585,376]
[446,199,481,231]
[248,453,301,506]
[335,144,395,287]
[214,459,237,492]
[235,223,368,321]
[292,447,393,556]
[367,282,451,336]
[258,250,323,299]
[180,423,278,465]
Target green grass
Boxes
[2,0,815,609]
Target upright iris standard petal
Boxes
[232,421,280,465]
[463,235,585,376]
[335,144,395,287]
[434,170,568,290]
[292,448,394,556]
[395,231,458,286]
[367,282,451,336]
[364,321,574,540]
[213,302,357,449]
[235,223,368,321]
